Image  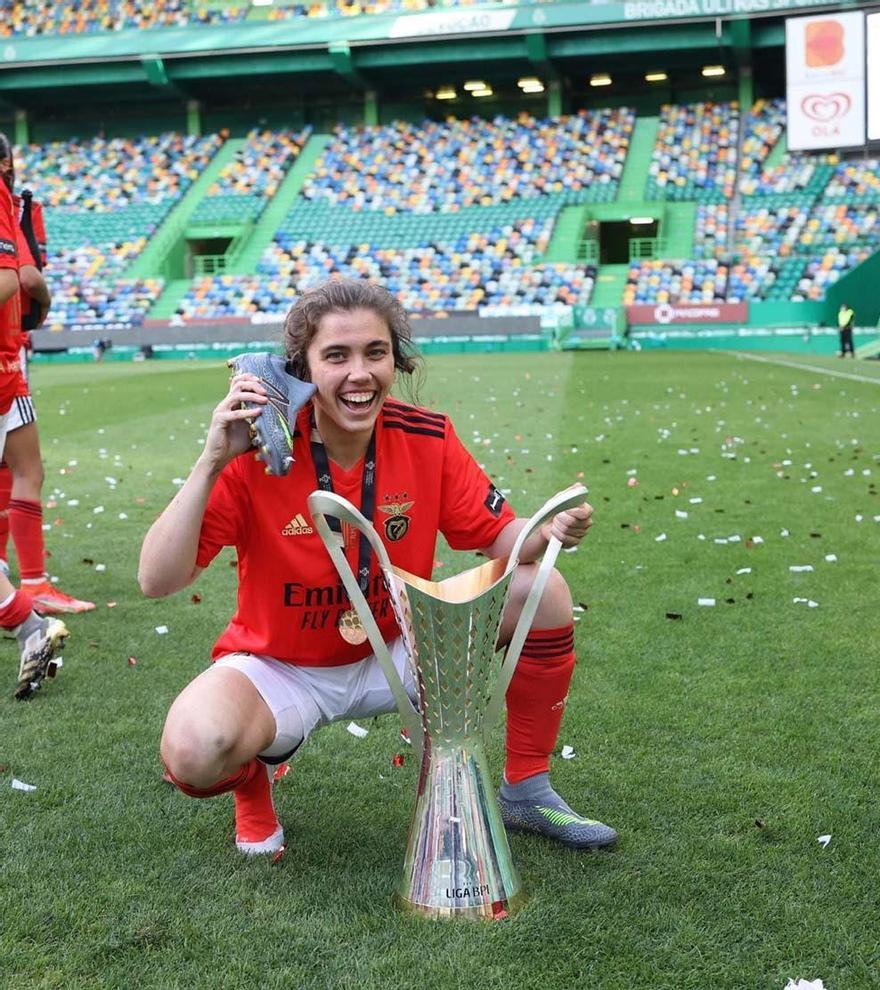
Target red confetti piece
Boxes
[191,594,202,604]
[392,754,405,768]
[273,763,290,782]
[127,656,137,666]
[271,844,287,865]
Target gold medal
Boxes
[338,608,368,645]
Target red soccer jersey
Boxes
[13,218,35,397]
[0,182,20,415]
[14,192,45,336]
[196,399,515,667]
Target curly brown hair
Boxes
[282,278,420,383]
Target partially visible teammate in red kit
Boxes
[0,141,93,613]
[140,278,618,855]
[0,132,68,700]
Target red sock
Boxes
[9,498,45,581]
[163,757,261,799]
[0,589,35,630]
[0,462,11,560]
[504,625,576,784]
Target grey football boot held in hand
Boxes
[227,353,316,476]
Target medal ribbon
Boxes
[310,417,377,604]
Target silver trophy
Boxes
[308,485,587,920]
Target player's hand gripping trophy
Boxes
[309,485,588,920]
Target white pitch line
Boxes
[727,351,880,385]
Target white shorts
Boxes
[215,638,416,762]
[0,409,8,460]
[6,395,36,434]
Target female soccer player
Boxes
[0,132,68,699]
[0,134,94,614]
[139,279,617,854]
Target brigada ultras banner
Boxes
[786,10,866,151]
[626,303,748,326]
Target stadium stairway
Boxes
[662,201,696,258]
[591,264,629,306]
[231,133,331,275]
[543,205,590,263]
[764,132,788,171]
[149,278,193,320]
[126,137,246,283]
[617,116,658,203]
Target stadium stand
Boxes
[173,111,631,319]
[0,0,245,36]
[190,128,311,224]
[0,0,512,36]
[11,98,879,329]
[625,97,880,307]
[645,101,739,202]
[17,133,221,328]
[301,112,632,212]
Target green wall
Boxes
[825,248,880,328]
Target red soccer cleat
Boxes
[23,581,95,615]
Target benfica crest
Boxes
[379,500,414,541]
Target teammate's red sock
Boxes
[0,462,12,560]
[504,625,576,784]
[0,589,36,630]
[163,757,261,799]
[9,498,45,581]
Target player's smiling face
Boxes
[306,307,395,454]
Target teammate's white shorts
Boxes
[0,409,8,461]
[215,638,416,762]
[5,395,36,434]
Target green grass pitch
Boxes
[2,350,878,989]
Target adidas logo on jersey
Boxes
[282,513,313,536]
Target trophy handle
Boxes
[307,490,425,756]
[484,484,588,732]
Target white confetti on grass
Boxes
[346,721,369,739]
[155,625,169,635]
[817,834,831,849]
[11,778,36,792]
[655,533,667,542]
[793,598,819,608]
[824,554,838,563]
[697,598,716,607]
[784,979,826,990]
[789,565,814,573]
[736,567,752,575]
[560,745,576,760]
